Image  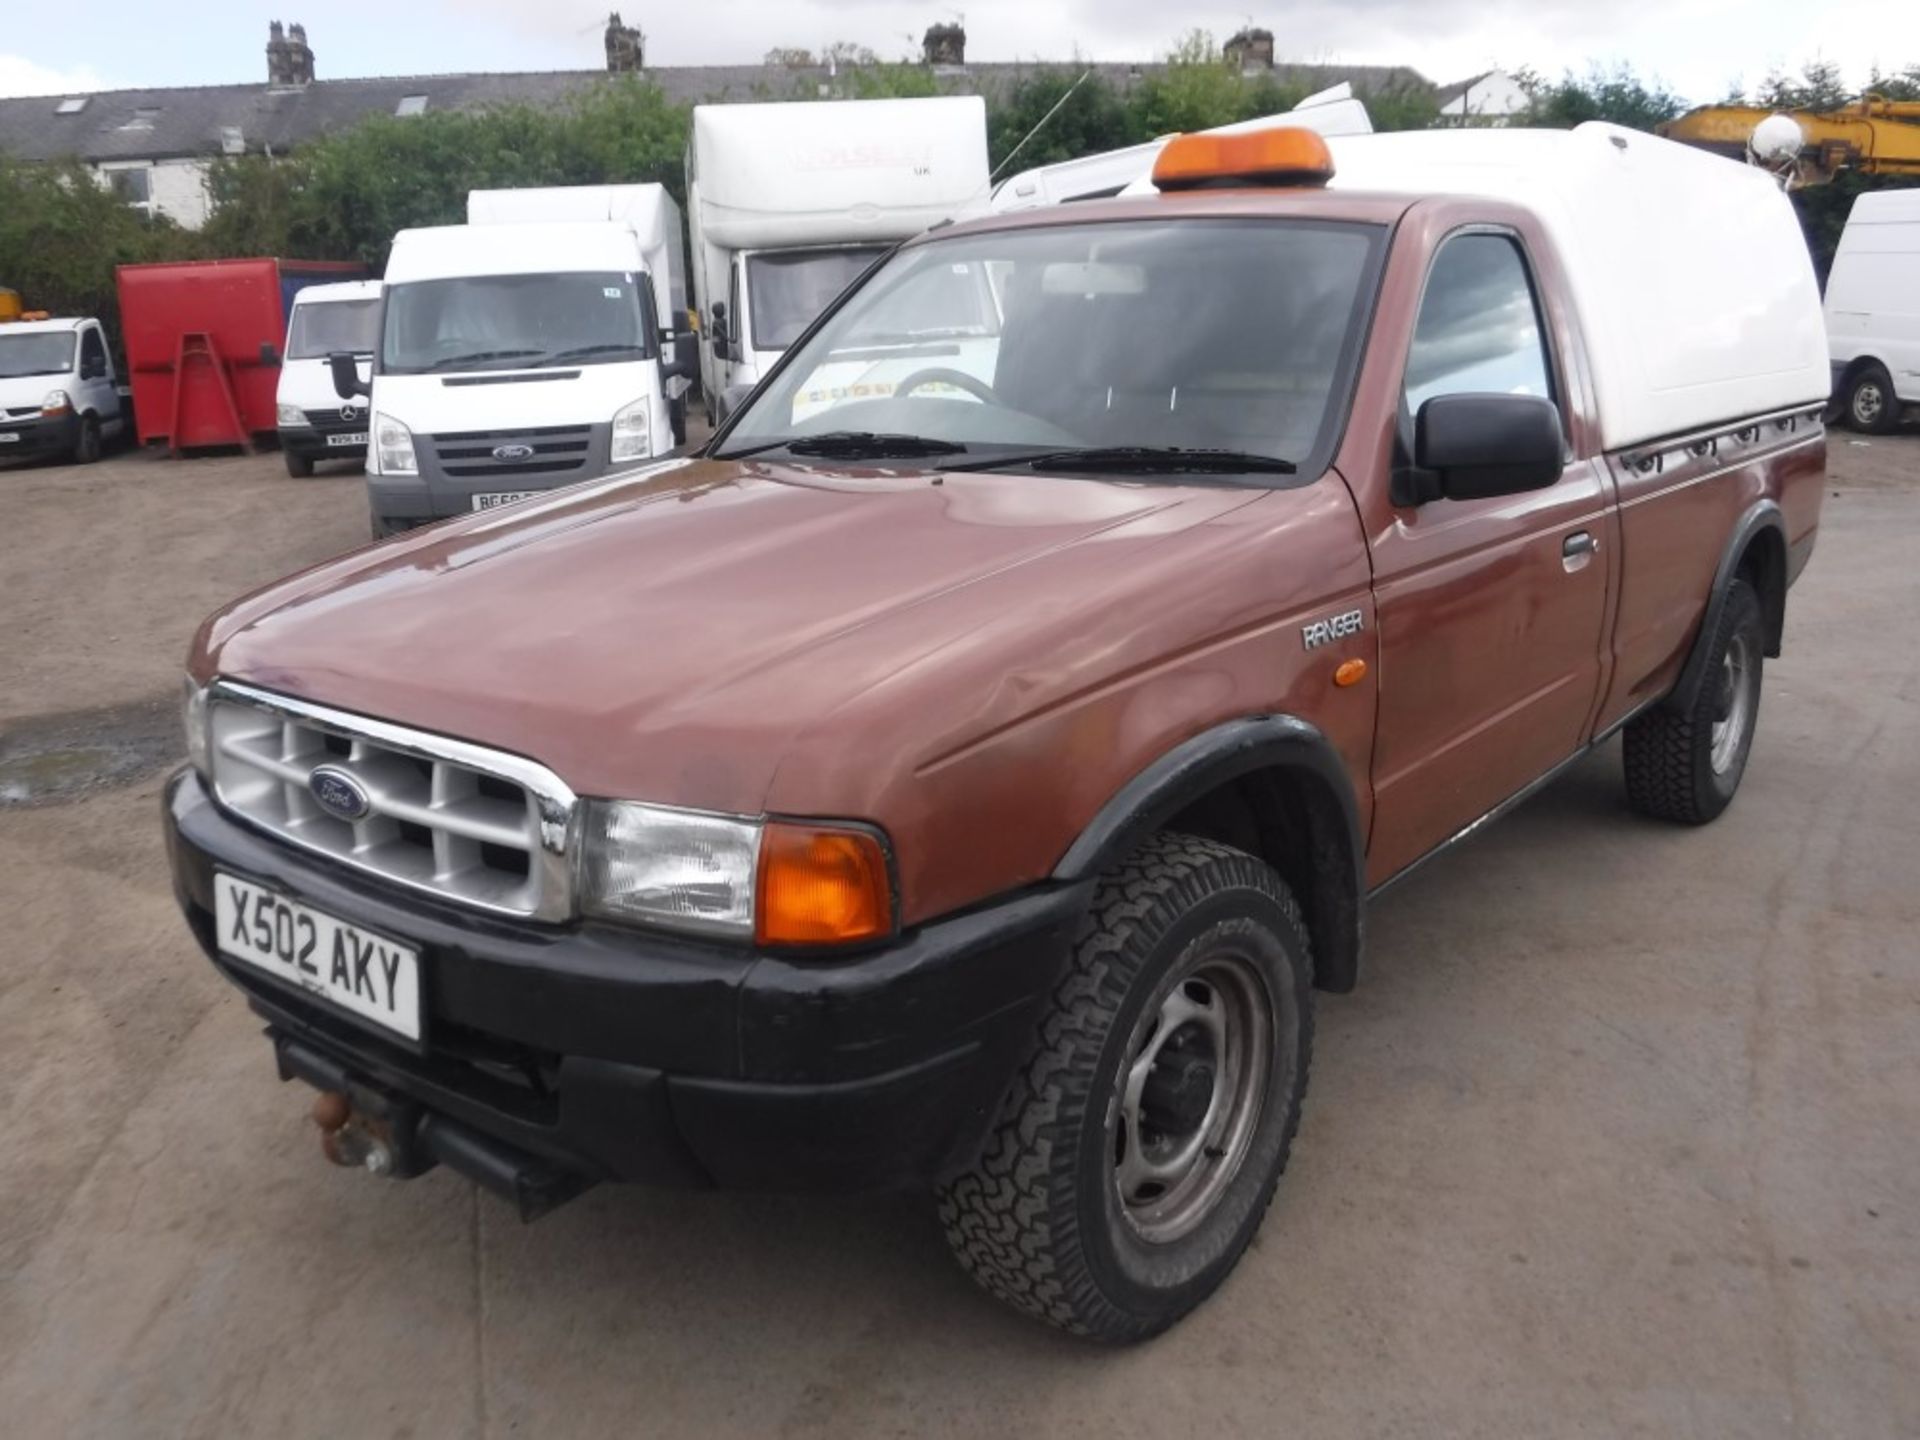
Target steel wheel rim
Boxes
[1711,629,1755,774]
[1853,383,1884,425]
[1111,950,1274,1245]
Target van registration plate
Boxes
[0,433,18,444]
[326,431,369,447]
[214,873,422,1041]
[473,491,537,511]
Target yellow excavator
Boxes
[1659,95,1920,187]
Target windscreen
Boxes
[381,272,654,374]
[725,218,1383,472]
[286,298,382,359]
[0,331,76,379]
[747,248,888,352]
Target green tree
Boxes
[0,153,200,358]
[1516,64,1686,131]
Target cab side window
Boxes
[79,327,108,379]
[1404,234,1554,418]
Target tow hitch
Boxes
[274,1030,593,1222]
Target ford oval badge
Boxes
[492,443,535,462]
[309,765,371,823]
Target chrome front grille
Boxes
[206,682,577,921]
[428,425,593,479]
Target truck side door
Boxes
[75,324,121,433]
[1356,224,1617,884]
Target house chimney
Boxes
[605,11,645,73]
[266,21,291,86]
[288,23,315,85]
[922,23,966,68]
[1223,27,1275,73]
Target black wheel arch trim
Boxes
[1666,497,1787,715]
[1052,715,1367,993]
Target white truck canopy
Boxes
[1111,121,1827,452]
[690,97,990,249]
[466,185,687,332]
[1318,124,1830,451]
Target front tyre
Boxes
[938,833,1313,1343]
[1623,577,1765,824]
[71,414,101,465]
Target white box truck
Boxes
[1826,188,1920,433]
[337,184,693,539]
[688,96,989,418]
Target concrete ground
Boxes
[1,434,1916,1438]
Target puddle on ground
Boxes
[0,696,182,807]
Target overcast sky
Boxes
[3,0,1917,106]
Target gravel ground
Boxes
[0,428,1915,1438]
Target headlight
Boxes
[277,402,309,427]
[579,802,894,946]
[42,389,72,416]
[182,676,211,779]
[373,412,417,475]
[610,396,652,462]
[581,801,760,937]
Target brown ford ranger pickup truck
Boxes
[165,124,1831,1341]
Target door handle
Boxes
[1562,531,1597,572]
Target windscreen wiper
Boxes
[422,348,545,371]
[537,343,643,367]
[938,445,1297,476]
[713,430,968,461]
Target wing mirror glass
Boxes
[329,350,372,400]
[1404,393,1565,504]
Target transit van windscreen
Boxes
[381,272,656,374]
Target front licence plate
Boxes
[0,433,18,444]
[214,874,422,1041]
[326,431,369,447]
[472,491,537,511]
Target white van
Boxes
[343,189,692,539]
[1826,189,1920,433]
[0,316,126,465]
[688,97,989,418]
[276,280,381,477]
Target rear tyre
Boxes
[1844,363,1899,434]
[71,415,101,465]
[1623,577,1764,825]
[938,832,1313,1343]
[284,450,315,478]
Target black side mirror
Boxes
[259,341,280,367]
[661,331,698,382]
[1405,393,1564,504]
[709,301,732,357]
[80,356,105,380]
[329,350,371,400]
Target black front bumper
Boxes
[163,770,1087,1202]
[279,424,367,461]
[0,411,79,458]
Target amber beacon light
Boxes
[1152,126,1337,191]
[756,822,894,946]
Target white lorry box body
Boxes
[1825,188,1920,429]
[275,279,381,474]
[688,96,990,409]
[362,219,684,536]
[1113,121,1828,452]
